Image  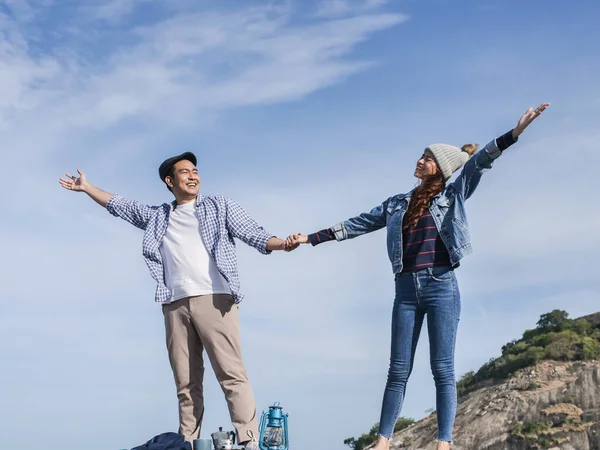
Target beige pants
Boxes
[162,294,258,444]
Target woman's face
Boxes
[414,149,439,179]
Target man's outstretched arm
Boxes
[59,169,155,230]
[225,197,295,253]
[59,169,114,207]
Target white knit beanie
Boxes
[426,144,471,180]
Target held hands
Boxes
[512,102,549,139]
[273,234,304,252]
[280,239,297,252]
[271,233,308,252]
[59,169,89,192]
[284,233,309,252]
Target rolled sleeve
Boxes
[332,222,348,241]
[105,195,156,230]
[483,129,518,161]
[254,230,273,255]
[106,194,123,216]
[483,138,502,161]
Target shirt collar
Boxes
[171,195,202,210]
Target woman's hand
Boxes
[513,102,549,139]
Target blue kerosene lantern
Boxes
[258,403,289,450]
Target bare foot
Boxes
[372,436,391,450]
[436,441,450,450]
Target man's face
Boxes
[167,159,200,198]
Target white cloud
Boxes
[0,2,405,133]
[0,7,61,124]
[315,0,390,18]
[0,0,406,215]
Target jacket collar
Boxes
[395,190,413,201]
[396,188,448,201]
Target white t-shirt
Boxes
[159,201,230,302]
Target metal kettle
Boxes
[211,427,236,450]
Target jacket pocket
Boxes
[436,197,454,208]
[452,217,469,233]
[386,202,403,215]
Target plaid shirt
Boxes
[106,194,272,304]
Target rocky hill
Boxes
[383,359,600,449]
[344,311,600,450]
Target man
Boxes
[59,152,294,449]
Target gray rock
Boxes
[371,361,600,450]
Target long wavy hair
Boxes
[403,144,478,231]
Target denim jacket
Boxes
[331,138,505,274]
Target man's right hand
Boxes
[59,169,89,193]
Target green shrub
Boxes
[522,328,542,341]
[581,336,600,359]
[545,330,580,360]
[545,339,573,360]
[457,370,475,396]
[502,340,529,356]
[521,420,552,435]
[393,417,415,433]
[530,332,552,348]
[573,318,592,336]
[521,346,546,364]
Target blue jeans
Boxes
[378,266,461,442]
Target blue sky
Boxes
[1,1,599,449]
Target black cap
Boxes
[158,152,197,182]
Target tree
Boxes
[344,423,379,450]
[343,437,357,449]
[537,310,570,332]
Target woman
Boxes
[286,103,549,450]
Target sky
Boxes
[1,0,599,449]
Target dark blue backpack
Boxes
[131,432,192,450]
